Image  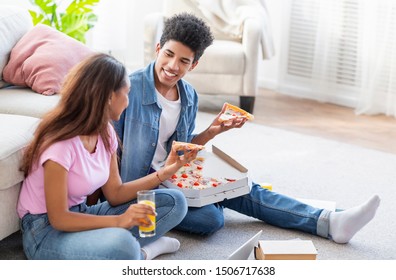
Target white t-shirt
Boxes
[151,88,181,170]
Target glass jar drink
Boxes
[137,190,156,237]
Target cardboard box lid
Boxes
[211,145,248,173]
[199,145,248,179]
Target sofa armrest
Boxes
[144,13,164,65]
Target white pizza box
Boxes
[160,145,251,207]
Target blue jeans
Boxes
[20,189,187,260]
[175,183,331,238]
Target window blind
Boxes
[284,0,362,105]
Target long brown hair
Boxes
[21,53,128,176]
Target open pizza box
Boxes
[160,145,251,207]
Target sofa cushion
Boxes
[3,24,94,95]
[0,5,33,88]
[0,114,39,191]
[191,40,245,74]
[163,0,241,42]
[0,87,60,118]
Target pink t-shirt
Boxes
[17,124,118,218]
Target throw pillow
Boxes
[3,24,94,95]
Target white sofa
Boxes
[0,6,60,241]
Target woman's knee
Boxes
[155,189,188,222]
[95,228,141,260]
[170,189,188,218]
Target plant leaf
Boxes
[29,0,60,27]
[29,0,100,43]
[66,0,100,14]
[61,13,89,43]
[28,10,51,26]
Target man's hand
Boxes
[191,103,249,146]
[210,102,248,134]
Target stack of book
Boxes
[255,240,318,260]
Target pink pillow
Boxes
[3,24,94,95]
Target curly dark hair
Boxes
[160,12,214,62]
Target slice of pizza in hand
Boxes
[218,102,254,122]
[172,141,205,152]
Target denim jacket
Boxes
[113,62,199,182]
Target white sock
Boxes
[141,237,180,260]
[329,194,380,244]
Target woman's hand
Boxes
[160,143,199,179]
[117,203,156,229]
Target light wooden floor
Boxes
[199,89,396,155]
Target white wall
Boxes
[90,0,163,70]
[257,0,283,92]
[0,0,29,7]
[2,0,282,91]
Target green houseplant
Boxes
[28,0,100,43]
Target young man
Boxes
[114,13,380,243]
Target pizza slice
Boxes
[173,141,205,152]
[218,102,254,122]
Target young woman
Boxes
[17,53,199,260]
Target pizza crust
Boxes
[173,141,205,151]
[218,102,254,122]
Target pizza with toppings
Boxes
[168,156,236,190]
[218,102,254,122]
